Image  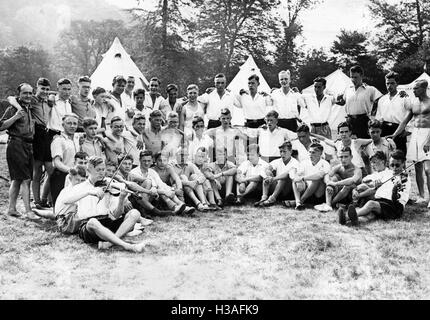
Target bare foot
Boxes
[98,241,112,250]
[139,218,153,226]
[25,211,41,220]
[7,210,22,217]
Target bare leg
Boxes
[183,186,201,206]
[211,180,222,200]
[8,180,21,214]
[292,181,302,203]
[301,180,322,203]
[415,162,425,198]
[40,162,54,203]
[271,179,290,200]
[225,175,233,196]
[21,179,32,213]
[332,185,353,206]
[242,181,259,197]
[356,200,381,217]
[32,160,43,203]
[423,160,430,199]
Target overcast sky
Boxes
[106,0,372,49]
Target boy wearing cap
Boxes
[256,140,298,207]
[290,143,330,210]
[235,144,269,204]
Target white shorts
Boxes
[407,127,430,161]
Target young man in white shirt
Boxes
[122,76,136,126]
[340,150,411,226]
[61,156,147,252]
[47,78,72,136]
[375,72,410,155]
[290,143,331,210]
[257,140,299,207]
[235,143,269,205]
[270,70,306,132]
[106,75,127,123]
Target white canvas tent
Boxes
[397,72,430,95]
[90,37,149,92]
[227,56,271,126]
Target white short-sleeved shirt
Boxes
[268,157,299,177]
[256,127,297,158]
[344,84,382,115]
[237,158,268,178]
[235,93,270,120]
[334,139,365,168]
[47,96,72,132]
[375,93,411,124]
[129,167,170,191]
[188,134,214,162]
[374,170,411,207]
[302,94,336,123]
[297,158,331,177]
[270,88,306,119]
[198,90,239,120]
[106,94,126,123]
[51,133,79,169]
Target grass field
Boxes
[1,144,430,300]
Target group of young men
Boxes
[1,64,429,252]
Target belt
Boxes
[347,114,368,119]
[245,118,264,122]
[382,121,399,126]
[311,122,328,127]
[35,123,49,132]
[8,135,33,143]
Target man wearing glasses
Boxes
[199,73,238,129]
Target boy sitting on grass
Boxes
[351,151,388,207]
[235,143,269,205]
[202,147,237,208]
[256,141,298,207]
[290,143,330,210]
[314,146,362,212]
[338,150,411,226]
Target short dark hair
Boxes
[390,150,406,162]
[166,83,178,92]
[339,146,352,155]
[110,116,123,125]
[105,160,117,168]
[78,76,91,83]
[149,110,163,118]
[57,78,72,86]
[134,88,145,97]
[370,151,387,162]
[215,73,226,79]
[196,146,207,154]
[154,152,163,161]
[118,154,134,163]
[36,78,51,87]
[297,124,310,133]
[313,76,326,86]
[368,119,383,129]
[150,77,161,85]
[279,140,292,150]
[192,116,205,128]
[248,74,259,83]
[309,142,324,153]
[265,110,279,119]
[337,121,351,133]
[112,75,126,86]
[75,151,89,160]
[88,156,105,168]
[220,108,231,116]
[69,165,87,178]
[92,87,106,97]
[82,118,98,128]
[17,83,32,94]
[385,71,398,82]
[132,113,146,124]
[139,150,153,159]
[350,65,364,75]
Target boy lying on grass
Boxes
[289,143,330,210]
[314,146,362,212]
[338,150,411,226]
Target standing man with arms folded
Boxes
[337,65,382,138]
[0,83,39,219]
[391,79,430,206]
[270,70,306,132]
[375,72,410,155]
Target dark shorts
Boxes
[245,118,265,128]
[6,136,33,180]
[78,215,125,244]
[347,114,369,138]
[207,119,221,129]
[278,118,298,132]
[33,124,52,162]
[376,199,403,220]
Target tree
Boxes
[0,46,55,97]
[296,49,337,90]
[53,19,129,79]
[369,0,430,82]
[330,30,386,91]
[274,0,320,82]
